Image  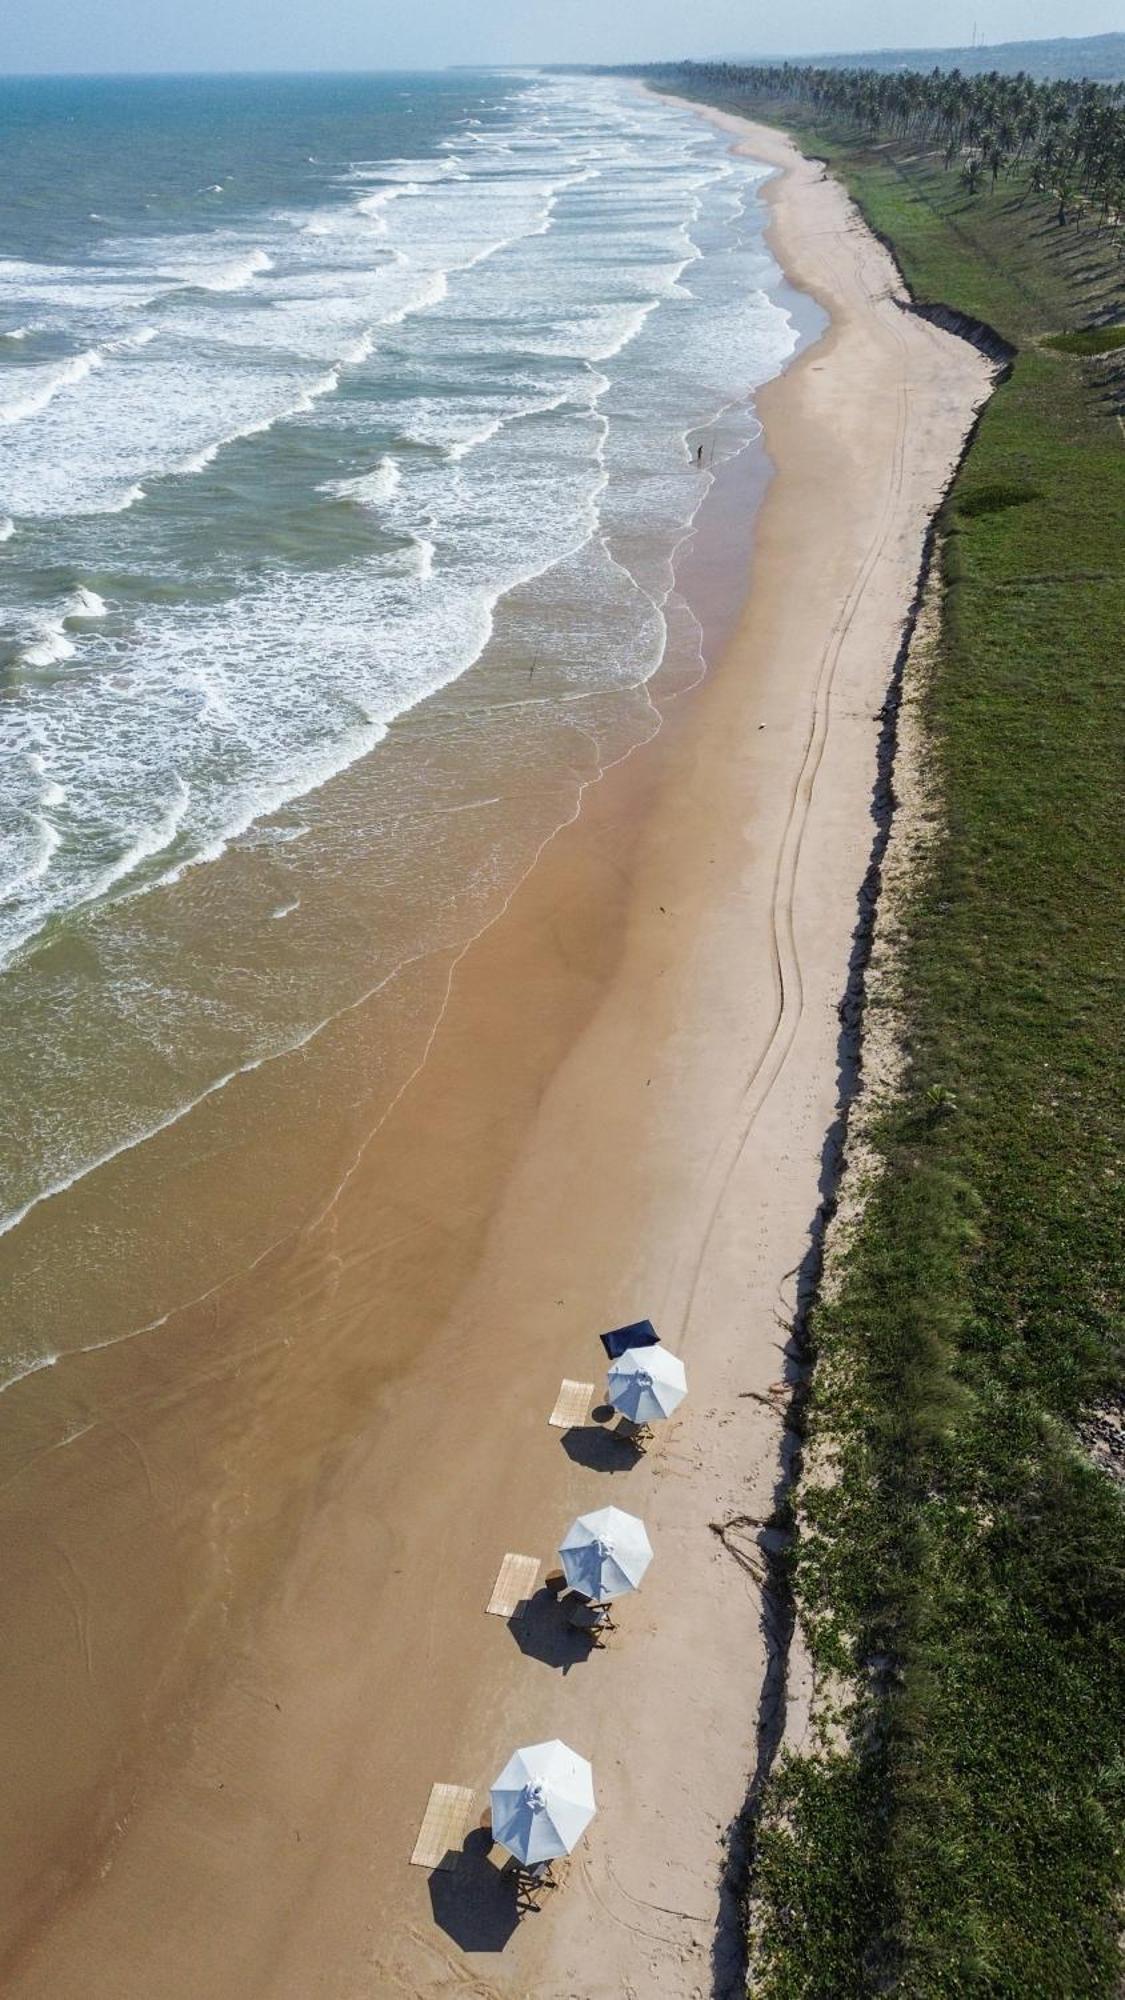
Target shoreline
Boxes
[0,106,992,1999]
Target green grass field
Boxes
[668,94,1125,1996]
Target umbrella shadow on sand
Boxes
[558,1416,642,1474]
[506,1587,599,1673]
[428,1828,522,1952]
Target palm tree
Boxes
[635,57,1125,254]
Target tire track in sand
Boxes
[664,221,915,1351]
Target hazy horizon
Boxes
[3,1,1123,79]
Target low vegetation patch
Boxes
[1043,324,1125,354]
[635,66,1125,1998]
[953,479,1041,517]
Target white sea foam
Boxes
[302,182,417,237]
[0,347,103,423]
[103,482,147,514]
[0,136,611,514]
[64,586,108,623]
[150,710,389,893]
[1,189,569,515]
[340,329,376,367]
[0,1352,59,1395]
[407,535,435,581]
[521,300,658,364]
[355,184,418,224]
[25,814,62,882]
[72,774,192,913]
[446,416,504,460]
[0,327,155,432]
[0,67,807,1249]
[440,383,578,462]
[0,518,13,542]
[169,364,343,479]
[322,456,401,506]
[164,246,273,292]
[185,664,235,729]
[0,807,62,909]
[19,620,77,669]
[382,267,449,325]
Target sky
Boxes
[2,0,1121,76]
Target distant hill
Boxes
[737,33,1125,84]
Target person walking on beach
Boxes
[696,443,704,466]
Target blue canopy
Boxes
[599,1318,661,1362]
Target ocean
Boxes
[0,70,806,1380]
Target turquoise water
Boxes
[0,71,806,1320]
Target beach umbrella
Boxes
[559,1504,653,1602]
[606,1342,687,1425]
[490,1739,596,1866]
[599,1317,661,1363]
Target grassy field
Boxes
[666,94,1125,1996]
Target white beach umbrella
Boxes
[490,1739,596,1866]
[606,1341,687,1425]
[559,1504,653,1602]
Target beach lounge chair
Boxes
[565,1599,612,1646]
[620,1416,654,1450]
[506,1855,558,1909]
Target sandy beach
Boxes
[0,105,992,1999]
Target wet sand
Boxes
[0,108,993,1998]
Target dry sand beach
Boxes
[0,104,992,1999]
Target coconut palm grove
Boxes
[647,58,1125,239]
